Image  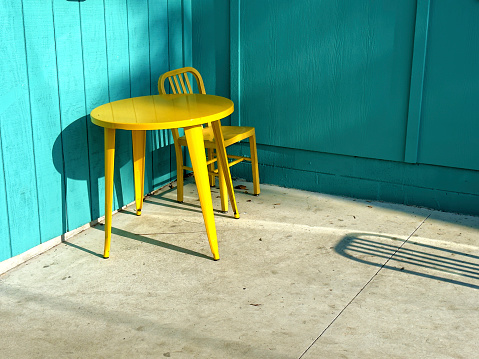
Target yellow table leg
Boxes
[132,130,146,216]
[184,125,220,260]
[104,128,116,259]
[211,120,239,219]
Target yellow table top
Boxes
[90,94,234,131]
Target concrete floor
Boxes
[1,178,478,358]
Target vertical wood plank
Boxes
[23,1,65,241]
[0,1,41,256]
[149,0,169,95]
[128,0,150,98]
[404,0,430,163]
[104,0,134,208]
[150,0,182,188]
[149,0,170,191]
[166,0,188,180]
[52,0,92,231]
[230,0,240,126]
[168,0,184,70]
[128,0,154,194]
[191,0,215,93]
[183,0,192,67]
[79,0,110,220]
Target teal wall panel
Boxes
[0,1,41,256]
[0,0,189,263]
[236,0,417,162]
[418,0,479,171]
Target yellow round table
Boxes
[90,94,239,260]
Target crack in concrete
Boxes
[297,214,432,359]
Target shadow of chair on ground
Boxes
[335,232,479,290]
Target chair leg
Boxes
[249,133,260,196]
[211,120,239,219]
[207,148,216,187]
[217,150,228,213]
[171,129,184,203]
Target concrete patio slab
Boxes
[0,179,477,358]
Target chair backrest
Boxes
[158,67,206,95]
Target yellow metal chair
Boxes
[158,67,260,212]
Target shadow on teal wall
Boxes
[0,0,191,262]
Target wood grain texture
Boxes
[0,1,41,256]
[237,0,416,162]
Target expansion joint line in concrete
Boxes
[297,214,431,359]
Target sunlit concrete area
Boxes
[1,178,478,358]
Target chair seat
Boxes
[177,126,255,148]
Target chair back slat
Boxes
[173,75,182,93]
[158,67,206,95]
[168,77,177,94]
[178,74,188,93]
[184,74,193,93]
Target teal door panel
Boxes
[238,0,417,162]
[418,0,479,171]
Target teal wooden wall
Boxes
[229,0,479,215]
[0,0,192,262]
[2,0,478,263]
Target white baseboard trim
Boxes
[0,204,129,275]
[0,183,173,276]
